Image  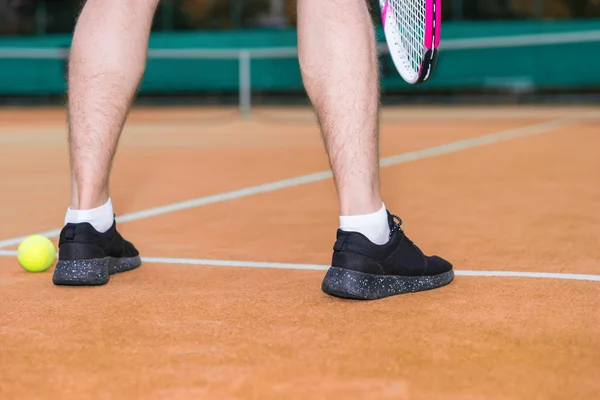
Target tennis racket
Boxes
[379,0,441,85]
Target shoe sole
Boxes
[52,256,142,286]
[321,267,454,300]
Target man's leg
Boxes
[299,0,381,221]
[53,0,159,286]
[298,0,453,300]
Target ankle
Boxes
[339,202,390,245]
[339,195,383,217]
[65,198,114,233]
[70,192,110,211]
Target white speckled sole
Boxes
[52,256,141,286]
[322,267,454,300]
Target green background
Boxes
[0,20,599,95]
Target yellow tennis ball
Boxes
[17,235,56,272]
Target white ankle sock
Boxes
[339,203,390,245]
[65,198,114,233]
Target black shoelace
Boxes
[389,214,419,250]
[389,214,403,238]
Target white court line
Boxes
[0,251,598,282]
[0,115,583,249]
[141,257,600,282]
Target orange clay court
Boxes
[0,105,599,400]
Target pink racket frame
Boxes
[424,0,441,50]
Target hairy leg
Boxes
[298,0,381,216]
[299,1,455,298]
[67,0,159,210]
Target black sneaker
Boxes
[52,220,141,286]
[322,212,453,300]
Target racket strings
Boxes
[391,0,426,73]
